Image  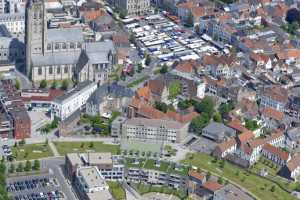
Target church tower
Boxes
[25,0,47,78]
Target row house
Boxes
[260,85,288,112]
[201,54,237,79]
[213,130,285,167]
[262,143,291,166]
[187,171,206,194]
[126,161,188,189]
[279,154,300,181]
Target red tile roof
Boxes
[286,154,300,172]
[227,119,248,133]
[202,181,223,192]
[261,107,284,121]
[262,143,290,161]
[238,131,255,143]
[215,139,236,153]
[188,171,205,181]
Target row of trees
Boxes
[9,160,40,173]
[39,79,70,90]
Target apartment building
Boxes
[112,0,151,16]
[0,79,31,139]
[0,13,25,34]
[65,152,124,182]
[122,117,189,143]
[126,159,189,189]
[52,81,97,121]
[75,166,112,200]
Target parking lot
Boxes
[7,174,65,200]
[7,157,78,200]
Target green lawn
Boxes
[107,181,126,200]
[251,158,299,192]
[53,141,120,155]
[12,143,53,161]
[127,76,149,88]
[181,153,295,200]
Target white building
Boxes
[66,152,125,182]
[112,0,150,16]
[122,118,189,143]
[52,81,97,120]
[0,13,25,34]
[75,166,113,200]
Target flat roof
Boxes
[67,152,113,166]
[77,166,107,189]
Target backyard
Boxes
[181,153,296,200]
[12,143,53,161]
[53,141,120,155]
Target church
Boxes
[25,0,116,84]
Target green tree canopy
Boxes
[39,80,47,89]
[195,97,215,117]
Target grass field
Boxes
[181,153,295,200]
[107,182,126,200]
[127,76,149,88]
[53,141,120,155]
[12,143,53,161]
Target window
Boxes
[77,43,82,49]
[57,66,60,74]
[64,66,68,73]
[55,43,59,50]
[49,66,53,74]
[38,67,42,75]
[70,42,75,48]
[47,44,51,50]
[62,43,67,49]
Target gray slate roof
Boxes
[47,28,84,43]
[32,51,80,67]
[87,82,134,105]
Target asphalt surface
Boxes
[7,157,78,200]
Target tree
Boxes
[15,79,21,90]
[137,63,143,73]
[286,8,300,24]
[271,185,276,192]
[217,177,224,185]
[16,162,23,172]
[40,80,47,89]
[213,112,222,122]
[178,100,192,110]
[245,119,259,131]
[154,101,168,113]
[51,80,58,89]
[218,101,234,117]
[89,142,94,148]
[33,160,40,170]
[168,81,182,100]
[19,139,26,146]
[206,171,211,180]
[185,12,194,27]
[195,97,215,117]
[189,113,210,135]
[25,160,32,172]
[9,164,15,173]
[119,9,127,19]
[61,80,69,90]
[145,54,151,66]
[160,64,168,74]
